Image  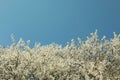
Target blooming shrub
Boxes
[0,31,120,80]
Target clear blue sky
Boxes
[0,0,120,47]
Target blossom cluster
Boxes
[0,31,120,80]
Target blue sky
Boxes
[0,0,120,47]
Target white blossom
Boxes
[0,31,119,79]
